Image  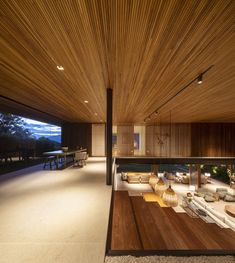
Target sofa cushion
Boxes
[196,189,212,198]
[204,195,215,202]
[174,176,182,183]
[218,192,228,199]
[197,188,209,193]
[224,194,235,202]
[164,172,175,180]
[214,193,220,201]
[182,175,189,184]
[216,188,228,193]
[194,192,205,198]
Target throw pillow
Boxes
[204,195,215,202]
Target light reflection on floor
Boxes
[0,157,112,263]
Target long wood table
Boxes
[43,149,86,169]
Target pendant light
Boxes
[162,185,178,207]
[154,177,167,197]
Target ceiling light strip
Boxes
[144,65,214,122]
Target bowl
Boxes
[61,147,68,152]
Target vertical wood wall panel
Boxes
[62,123,92,155]
[146,125,154,156]
[170,124,191,157]
[150,124,171,157]
[61,123,235,158]
[191,123,235,157]
[117,125,134,156]
[146,124,191,157]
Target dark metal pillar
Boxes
[106,88,113,185]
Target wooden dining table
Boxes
[43,149,87,169]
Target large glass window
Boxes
[0,112,61,175]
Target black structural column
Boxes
[106,88,113,185]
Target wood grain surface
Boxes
[111,191,142,250]
[110,191,235,252]
[1,0,234,123]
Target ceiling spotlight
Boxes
[94,112,98,116]
[84,100,88,104]
[147,116,151,121]
[154,111,158,116]
[197,74,203,84]
[57,65,64,71]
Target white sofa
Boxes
[193,196,235,231]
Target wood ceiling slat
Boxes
[0,0,234,123]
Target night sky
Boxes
[23,118,61,143]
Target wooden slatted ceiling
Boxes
[0,0,234,123]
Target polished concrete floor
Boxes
[0,157,112,263]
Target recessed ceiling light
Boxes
[84,100,88,104]
[57,65,64,71]
[94,112,98,116]
[197,74,203,84]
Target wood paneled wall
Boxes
[171,124,192,157]
[146,123,235,157]
[117,125,134,156]
[62,123,92,155]
[191,123,235,157]
[146,124,191,157]
[61,122,235,158]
